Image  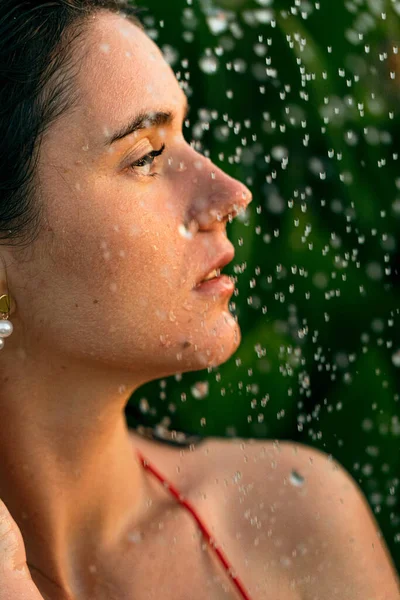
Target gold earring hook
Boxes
[0,255,11,317]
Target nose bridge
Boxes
[187,151,253,229]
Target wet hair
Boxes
[0,0,144,252]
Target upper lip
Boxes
[195,246,235,287]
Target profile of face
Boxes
[7,11,252,385]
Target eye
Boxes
[128,144,166,177]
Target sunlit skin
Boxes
[0,10,252,597]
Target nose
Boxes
[187,157,253,231]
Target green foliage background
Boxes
[124,0,400,570]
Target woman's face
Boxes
[10,11,252,382]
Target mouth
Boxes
[193,248,235,290]
[193,273,235,296]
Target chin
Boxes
[179,313,241,371]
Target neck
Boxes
[0,346,152,598]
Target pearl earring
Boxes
[0,294,13,351]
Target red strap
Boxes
[136,449,252,600]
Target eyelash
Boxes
[128,143,166,177]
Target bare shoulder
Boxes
[130,432,399,599]
[201,437,400,600]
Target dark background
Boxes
[124,0,400,571]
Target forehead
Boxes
[75,12,185,141]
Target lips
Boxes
[194,247,235,287]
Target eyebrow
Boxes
[105,98,190,146]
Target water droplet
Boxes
[289,470,305,487]
[139,398,150,414]
[191,381,209,399]
[162,44,179,66]
[127,531,143,544]
[199,55,219,74]
[392,350,400,367]
[206,11,232,35]
[280,556,292,567]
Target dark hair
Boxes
[0,0,144,252]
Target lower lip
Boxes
[193,274,235,296]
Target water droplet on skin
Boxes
[178,223,193,239]
[280,556,292,568]
[127,531,143,544]
[159,334,171,348]
[232,471,242,483]
[289,470,305,486]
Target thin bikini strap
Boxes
[136,449,252,600]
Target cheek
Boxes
[120,230,180,288]
[111,198,185,287]
[48,170,185,295]
[94,216,183,299]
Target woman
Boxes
[0,1,399,599]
